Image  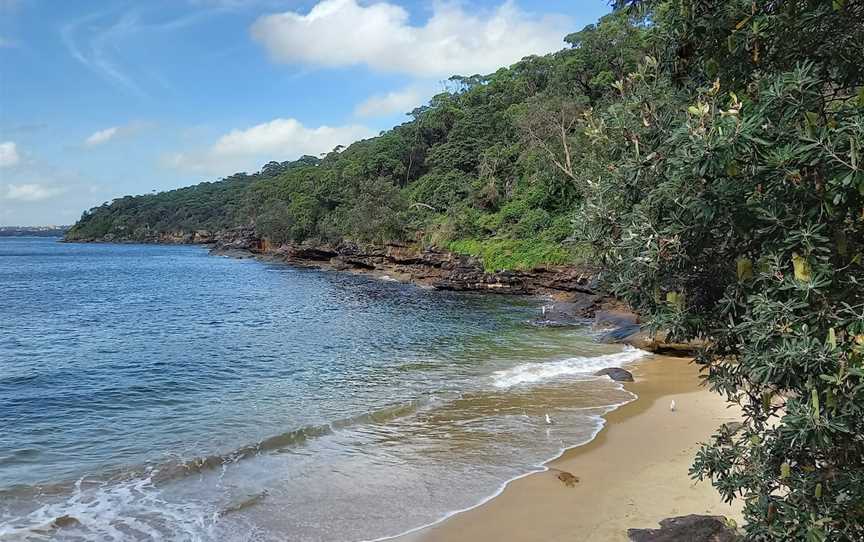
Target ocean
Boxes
[0,237,645,541]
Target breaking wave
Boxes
[491,346,649,388]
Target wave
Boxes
[491,346,649,388]
[0,474,223,542]
[0,397,445,541]
[0,396,442,503]
[365,391,638,542]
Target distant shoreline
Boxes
[0,226,69,238]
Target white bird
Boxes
[545,413,554,425]
[670,400,677,412]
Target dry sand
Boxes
[396,355,743,542]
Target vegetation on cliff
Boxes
[67,2,864,538]
[65,9,648,271]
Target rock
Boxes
[594,367,634,382]
[51,515,81,529]
[628,515,739,542]
[594,309,640,328]
[329,257,350,271]
[536,296,598,326]
[201,234,606,295]
[211,247,255,259]
[555,470,580,487]
[594,308,643,344]
[598,323,642,343]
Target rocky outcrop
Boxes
[594,367,635,382]
[628,515,739,542]
[210,233,600,296]
[208,226,261,253]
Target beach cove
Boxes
[2,238,725,542]
[397,355,743,542]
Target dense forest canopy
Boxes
[67,1,864,539]
[66,8,649,270]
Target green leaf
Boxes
[806,526,826,542]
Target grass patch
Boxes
[447,238,575,272]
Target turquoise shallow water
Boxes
[0,237,644,541]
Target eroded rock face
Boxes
[208,235,600,295]
[208,227,261,255]
[628,515,739,542]
[594,367,635,382]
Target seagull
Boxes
[545,413,554,425]
[670,400,677,412]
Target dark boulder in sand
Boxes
[594,367,634,382]
[628,515,739,542]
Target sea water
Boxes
[0,237,645,541]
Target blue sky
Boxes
[0,0,610,226]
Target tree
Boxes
[516,96,586,184]
[585,2,864,539]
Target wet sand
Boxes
[396,355,742,542]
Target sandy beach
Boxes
[396,355,743,542]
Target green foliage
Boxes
[67,8,648,273]
[586,2,864,540]
[448,238,573,272]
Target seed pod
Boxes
[781,462,791,479]
[666,291,684,310]
[811,388,821,419]
[762,392,773,412]
[792,253,812,282]
[737,258,753,280]
[815,483,823,498]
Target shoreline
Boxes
[395,355,742,542]
[62,234,601,297]
[369,388,638,542]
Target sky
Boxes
[0,0,611,226]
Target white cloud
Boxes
[251,0,569,77]
[165,117,373,174]
[4,183,66,202]
[354,86,427,118]
[85,126,120,147]
[0,141,19,168]
[83,121,152,147]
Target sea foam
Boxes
[491,346,649,388]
